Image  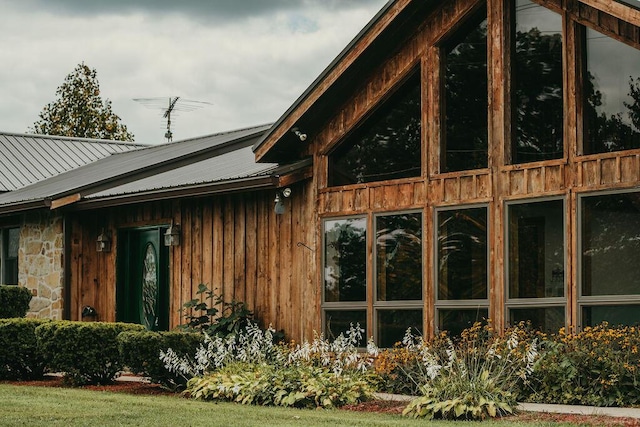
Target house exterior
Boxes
[1,0,640,345]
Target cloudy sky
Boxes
[0,0,388,144]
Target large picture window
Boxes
[506,199,565,332]
[580,191,640,327]
[512,0,563,163]
[323,212,423,346]
[442,8,488,172]
[436,206,488,335]
[328,72,421,186]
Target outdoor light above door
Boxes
[164,221,181,246]
[96,230,111,252]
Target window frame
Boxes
[577,188,640,328]
[0,226,20,285]
[504,196,567,330]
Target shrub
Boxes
[35,321,144,385]
[401,323,538,420]
[525,323,640,407]
[0,318,49,380]
[0,285,32,318]
[118,330,203,390]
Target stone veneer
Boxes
[18,211,64,320]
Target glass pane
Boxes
[328,73,421,186]
[443,10,488,172]
[324,218,367,302]
[584,27,640,154]
[583,305,640,327]
[142,243,158,331]
[508,200,564,298]
[376,213,422,301]
[438,308,488,336]
[437,208,488,300]
[510,306,565,333]
[324,310,367,346]
[513,0,563,163]
[377,309,422,348]
[7,228,19,258]
[582,192,640,296]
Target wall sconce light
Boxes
[81,305,97,318]
[96,229,111,253]
[164,221,181,247]
[274,187,292,215]
[291,127,307,142]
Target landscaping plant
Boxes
[0,318,49,380]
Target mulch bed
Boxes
[3,377,640,425]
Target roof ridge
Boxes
[0,131,147,147]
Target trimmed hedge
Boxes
[0,318,50,380]
[35,321,145,385]
[118,330,203,390]
[0,285,32,318]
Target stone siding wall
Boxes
[19,212,64,319]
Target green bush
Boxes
[187,362,373,409]
[0,286,32,318]
[118,330,203,390]
[525,323,640,407]
[35,321,144,386]
[0,318,49,380]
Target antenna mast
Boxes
[164,97,180,143]
[133,96,212,143]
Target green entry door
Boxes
[117,227,169,331]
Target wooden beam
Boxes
[50,193,82,210]
[579,0,640,26]
[273,166,313,188]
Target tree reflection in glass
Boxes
[328,73,421,186]
[324,218,367,302]
[513,0,563,163]
[443,11,488,172]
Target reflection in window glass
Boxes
[377,309,422,348]
[3,227,19,285]
[584,27,640,154]
[437,208,488,300]
[438,308,488,336]
[443,10,488,172]
[324,218,367,302]
[582,192,640,297]
[324,310,367,346]
[376,213,422,301]
[328,73,421,186]
[508,200,564,299]
[510,307,565,332]
[583,305,640,327]
[513,0,563,163]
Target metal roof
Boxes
[0,124,273,212]
[0,132,144,192]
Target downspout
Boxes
[63,215,71,320]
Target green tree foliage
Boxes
[30,63,134,141]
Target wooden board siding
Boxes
[69,181,318,341]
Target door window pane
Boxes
[583,305,640,327]
[582,192,640,296]
[376,213,422,301]
[508,200,564,298]
[324,310,367,345]
[328,73,421,186]
[443,10,488,172]
[584,27,640,154]
[510,307,565,332]
[438,308,488,336]
[324,218,367,302]
[513,0,563,163]
[377,309,422,348]
[437,208,488,300]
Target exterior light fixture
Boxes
[164,221,181,247]
[291,127,307,142]
[96,229,111,253]
[274,188,292,215]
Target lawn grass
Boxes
[0,384,563,427]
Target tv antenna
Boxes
[133,97,212,143]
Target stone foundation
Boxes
[18,212,64,320]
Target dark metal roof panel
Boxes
[0,132,144,192]
[87,145,279,199]
[0,124,272,207]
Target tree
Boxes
[30,63,134,141]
